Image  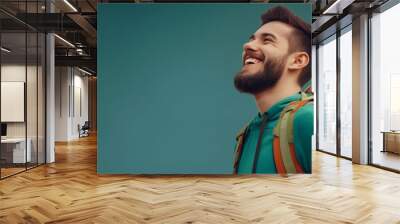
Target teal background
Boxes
[98,3,311,174]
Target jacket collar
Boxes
[250,92,302,125]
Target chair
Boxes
[78,121,90,138]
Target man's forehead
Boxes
[254,21,293,38]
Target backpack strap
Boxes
[273,93,313,174]
[301,80,313,94]
[233,123,249,174]
[233,93,313,174]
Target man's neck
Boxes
[254,79,300,114]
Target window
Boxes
[339,27,352,158]
[370,2,400,171]
[317,35,337,154]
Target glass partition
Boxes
[370,3,400,171]
[27,30,38,169]
[38,32,45,165]
[339,26,352,158]
[0,1,46,179]
[1,31,28,177]
[317,35,337,154]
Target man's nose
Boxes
[243,40,258,52]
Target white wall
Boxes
[1,65,26,141]
[1,63,46,164]
[1,64,25,81]
[1,65,39,138]
[55,67,89,141]
[55,66,70,141]
[1,65,26,140]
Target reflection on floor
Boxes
[373,150,400,171]
[0,162,42,178]
[0,167,25,178]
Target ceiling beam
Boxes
[67,13,97,39]
[55,55,96,72]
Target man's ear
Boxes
[287,52,309,71]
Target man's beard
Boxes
[234,56,287,94]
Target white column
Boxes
[46,1,55,163]
[352,14,369,164]
[55,67,74,141]
[46,33,55,163]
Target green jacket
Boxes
[235,92,313,174]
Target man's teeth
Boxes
[245,58,262,64]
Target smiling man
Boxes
[233,6,313,174]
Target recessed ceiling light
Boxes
[322,0,356,15]
[78,67,93,76]
[1,47,11,53]
[323,0,343,15]
[54,34,75,48]
[63,0,78,12]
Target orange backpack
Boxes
[233,91,313,174]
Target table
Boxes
[1,138,32,163]
[381,131,400,154]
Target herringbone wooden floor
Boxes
[1,134,400,224]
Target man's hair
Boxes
[260,6,311,86]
